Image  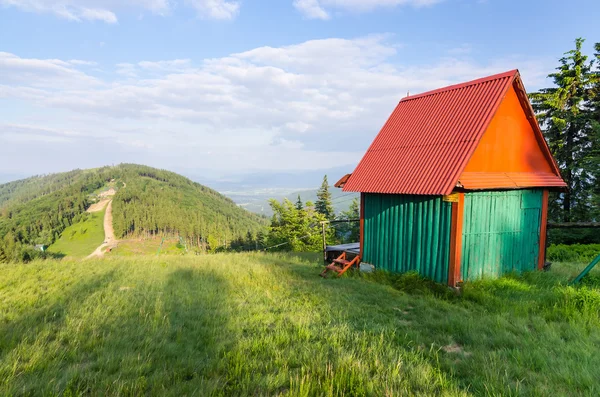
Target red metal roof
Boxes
[458,172,566,190]
[334,173,352,188]
[343,70,564,195]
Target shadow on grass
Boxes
[264,253,600,396]
[55,267,235,396]
[45,251,67,260]
[3,254,598,395]
[0,270,116,362]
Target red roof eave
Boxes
[343,69,566,195]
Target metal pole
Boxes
[322,222,327,263]
[570,253,600,285]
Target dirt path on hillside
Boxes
[87,198,110,213]
[86,200,118,259]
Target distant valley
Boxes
[226,187,359,217]
[188,166,358,216]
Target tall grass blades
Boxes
[1,254,599,395]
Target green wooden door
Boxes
[363,194,452,283]
[461,190,542,281]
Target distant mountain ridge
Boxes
[232,187,359,217]
[0,164,265,262]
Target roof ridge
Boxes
[400,69,518,102]
[342,69,566,195]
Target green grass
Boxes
[1,254,599,396]
[108,238,187,256]
[547,243,600,263]
[47,210,105,258]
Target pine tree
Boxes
[530,38,595,222]
[295,194,303,210]
[590,42,600,220]
[315,175,334,220]
[337,198,360,243]
[266,198,327,252]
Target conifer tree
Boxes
[590,42,600,219]
[315,175,334,220]
[266,198,327,252]
[337,198,360,243]
[295,194,303,210]
[530,38,595,222]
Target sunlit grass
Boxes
[108,238,187,257]
[46,210,105,258]
[1,254,599,396]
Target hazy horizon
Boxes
[2,0,598,184]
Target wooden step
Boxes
[320,253,359,278]
[326,263,343,273]
[333,258,351,265]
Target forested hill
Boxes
[0,164,266,262]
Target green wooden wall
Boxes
[461,189,542,280]
[363,194,452,283]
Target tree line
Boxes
[111,165,266,252]
[229,175,360,253]
[530,38,600,243]
[0,164,266,262]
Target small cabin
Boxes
[339,70,566,286]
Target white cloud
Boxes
[293,0,329,19]
[0,37,553,177]
[0,0,126,22]
[138,59,192,72]
[78,7,118,23]
[0,123,82,143]
[68,59,98,66]
[293,0,443,19]
[0,0,239,22]
[0,52,100,88]
[116,63,139,77]
[185,0,240,20]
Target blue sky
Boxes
[0,0,598,186]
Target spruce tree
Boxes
[337,198,360,243]
[530,38,595,222]
[295,194,303,210]
[267,198,327,252]
[590,42,600,219]
[315,175,334,220]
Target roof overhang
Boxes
[334,174,352,189]
[342,69,566,194]
[458,172,567,191]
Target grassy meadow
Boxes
[46,210,105,258]
[1,253,600,396]
[108,238,187,257]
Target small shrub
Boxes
[358,270,456,299]
[547,244,600,262]
[548,228,600,245]
[580,273,600,288]
[552,286,600,324]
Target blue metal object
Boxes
[157,237,165,256]
[570,253,600,285]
